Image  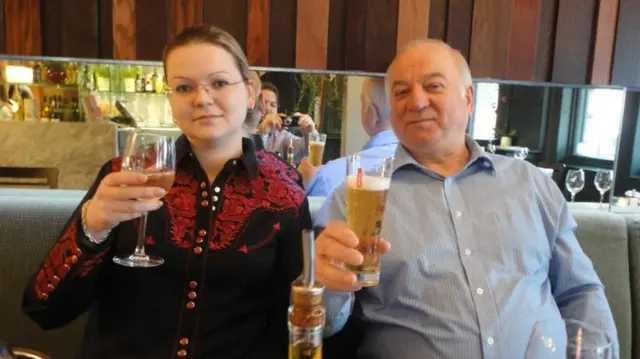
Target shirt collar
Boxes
[392,135,495,176]
[176,134,259,178]
[362,130,399,150]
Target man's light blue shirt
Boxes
[313,137,619,359]
[305,130,398,196]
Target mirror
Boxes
[0,54,632,210]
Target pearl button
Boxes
[487,337,494,345]
[196,237,204,244]
[464,249,471,256]
[200,181,206,189]
[201,191,207,197]
[199,229,207,236]
[177,349,187,357]
[189,281,198,288]
[456,211,462,217]
[179,337,189,346]
[213,196,218,201]
[186,301,195,309]
[193,246,203,254]
[214,187,220,193]
[232,160,237,165]
[201,200,209,206]
[188,291,197,299]
[477,288,484,295]
[212,205,216,211]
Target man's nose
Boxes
[408,84,429,111]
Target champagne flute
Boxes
[565,169,585,202]
[594,170,613,209]
[525,318,612,359]
[113,132,176,268]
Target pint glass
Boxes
[345,152,394,286]
[307,133,327,166]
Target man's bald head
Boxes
[386,39,473,95]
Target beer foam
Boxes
[347,175,390,191]
[309,140,325,147]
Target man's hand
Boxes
[315,221,391,292]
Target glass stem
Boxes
[571,193,575,202]
[133,213,148,258]
[600,193,605,208]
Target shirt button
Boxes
[199,229,207,236]
[214,186,221,193]
[213,196,218,201]
[188,291,197,299]
[200,181,206,189]
[177,349,187,357]
[196,237,204,244]
[193,246,203,254]
[487,337,494,345]
[456,211,462,217]
[476,288,484,295]
[186,301,195,309]
[464,249,471,256]
[232,160,237,165]
[212,205,216,211]
[189,281,198,289]
[179,337,189,346]
[201,191,208,197]
[201,200,209,207]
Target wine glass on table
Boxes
[565,169,585,202]
[594,170,613,209]
[525,318,612,359]
[112,132,176,268]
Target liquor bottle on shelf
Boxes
[65,63,78,85]
[135,69,145,93]
[153,69,164,94]
[40,96,51,123]
[32,63,42,84]
[144,70,153,93]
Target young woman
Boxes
[23,25,310,359]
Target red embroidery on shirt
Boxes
[246,222,281,252]
[210,163,304,252]
[164,169,198,248]
[111,157,123,172]
[145,235,155,245]
[34,220,108,300]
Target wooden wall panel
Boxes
[170,0,203,39]
[364,0,398,73]
[62,0,100,58]
[397,0,430,51]
[202,0,248,53]
[551,0,597,84]
[428,0,448,41]
[112,0,136,60]
[99,0,114,59]
[611,0,640,88]
[295,0,330,69]
[590,0,619,85]
[268,0,296,68]
[345,0,368,70]
[0,0,4,53]
[326,0,347,70]
[4,0,41,55]
[469,0,512,79]
[41,0,63,57]
[446,0,473,61]
[534,0,557,81]
[247,0,270,66]
[135,0,170,60]
[505,0,541,81]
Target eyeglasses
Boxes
[167,79,246,99]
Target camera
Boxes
[279,114,301,127]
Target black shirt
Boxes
[23,135,311,359]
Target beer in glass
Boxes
[307,133,327,166]
[345,153,394,286]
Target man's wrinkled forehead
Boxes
[389,44,453,80]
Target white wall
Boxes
[341,76,369,156]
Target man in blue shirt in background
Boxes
[313,39,619,359]
[305,77,398,196]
